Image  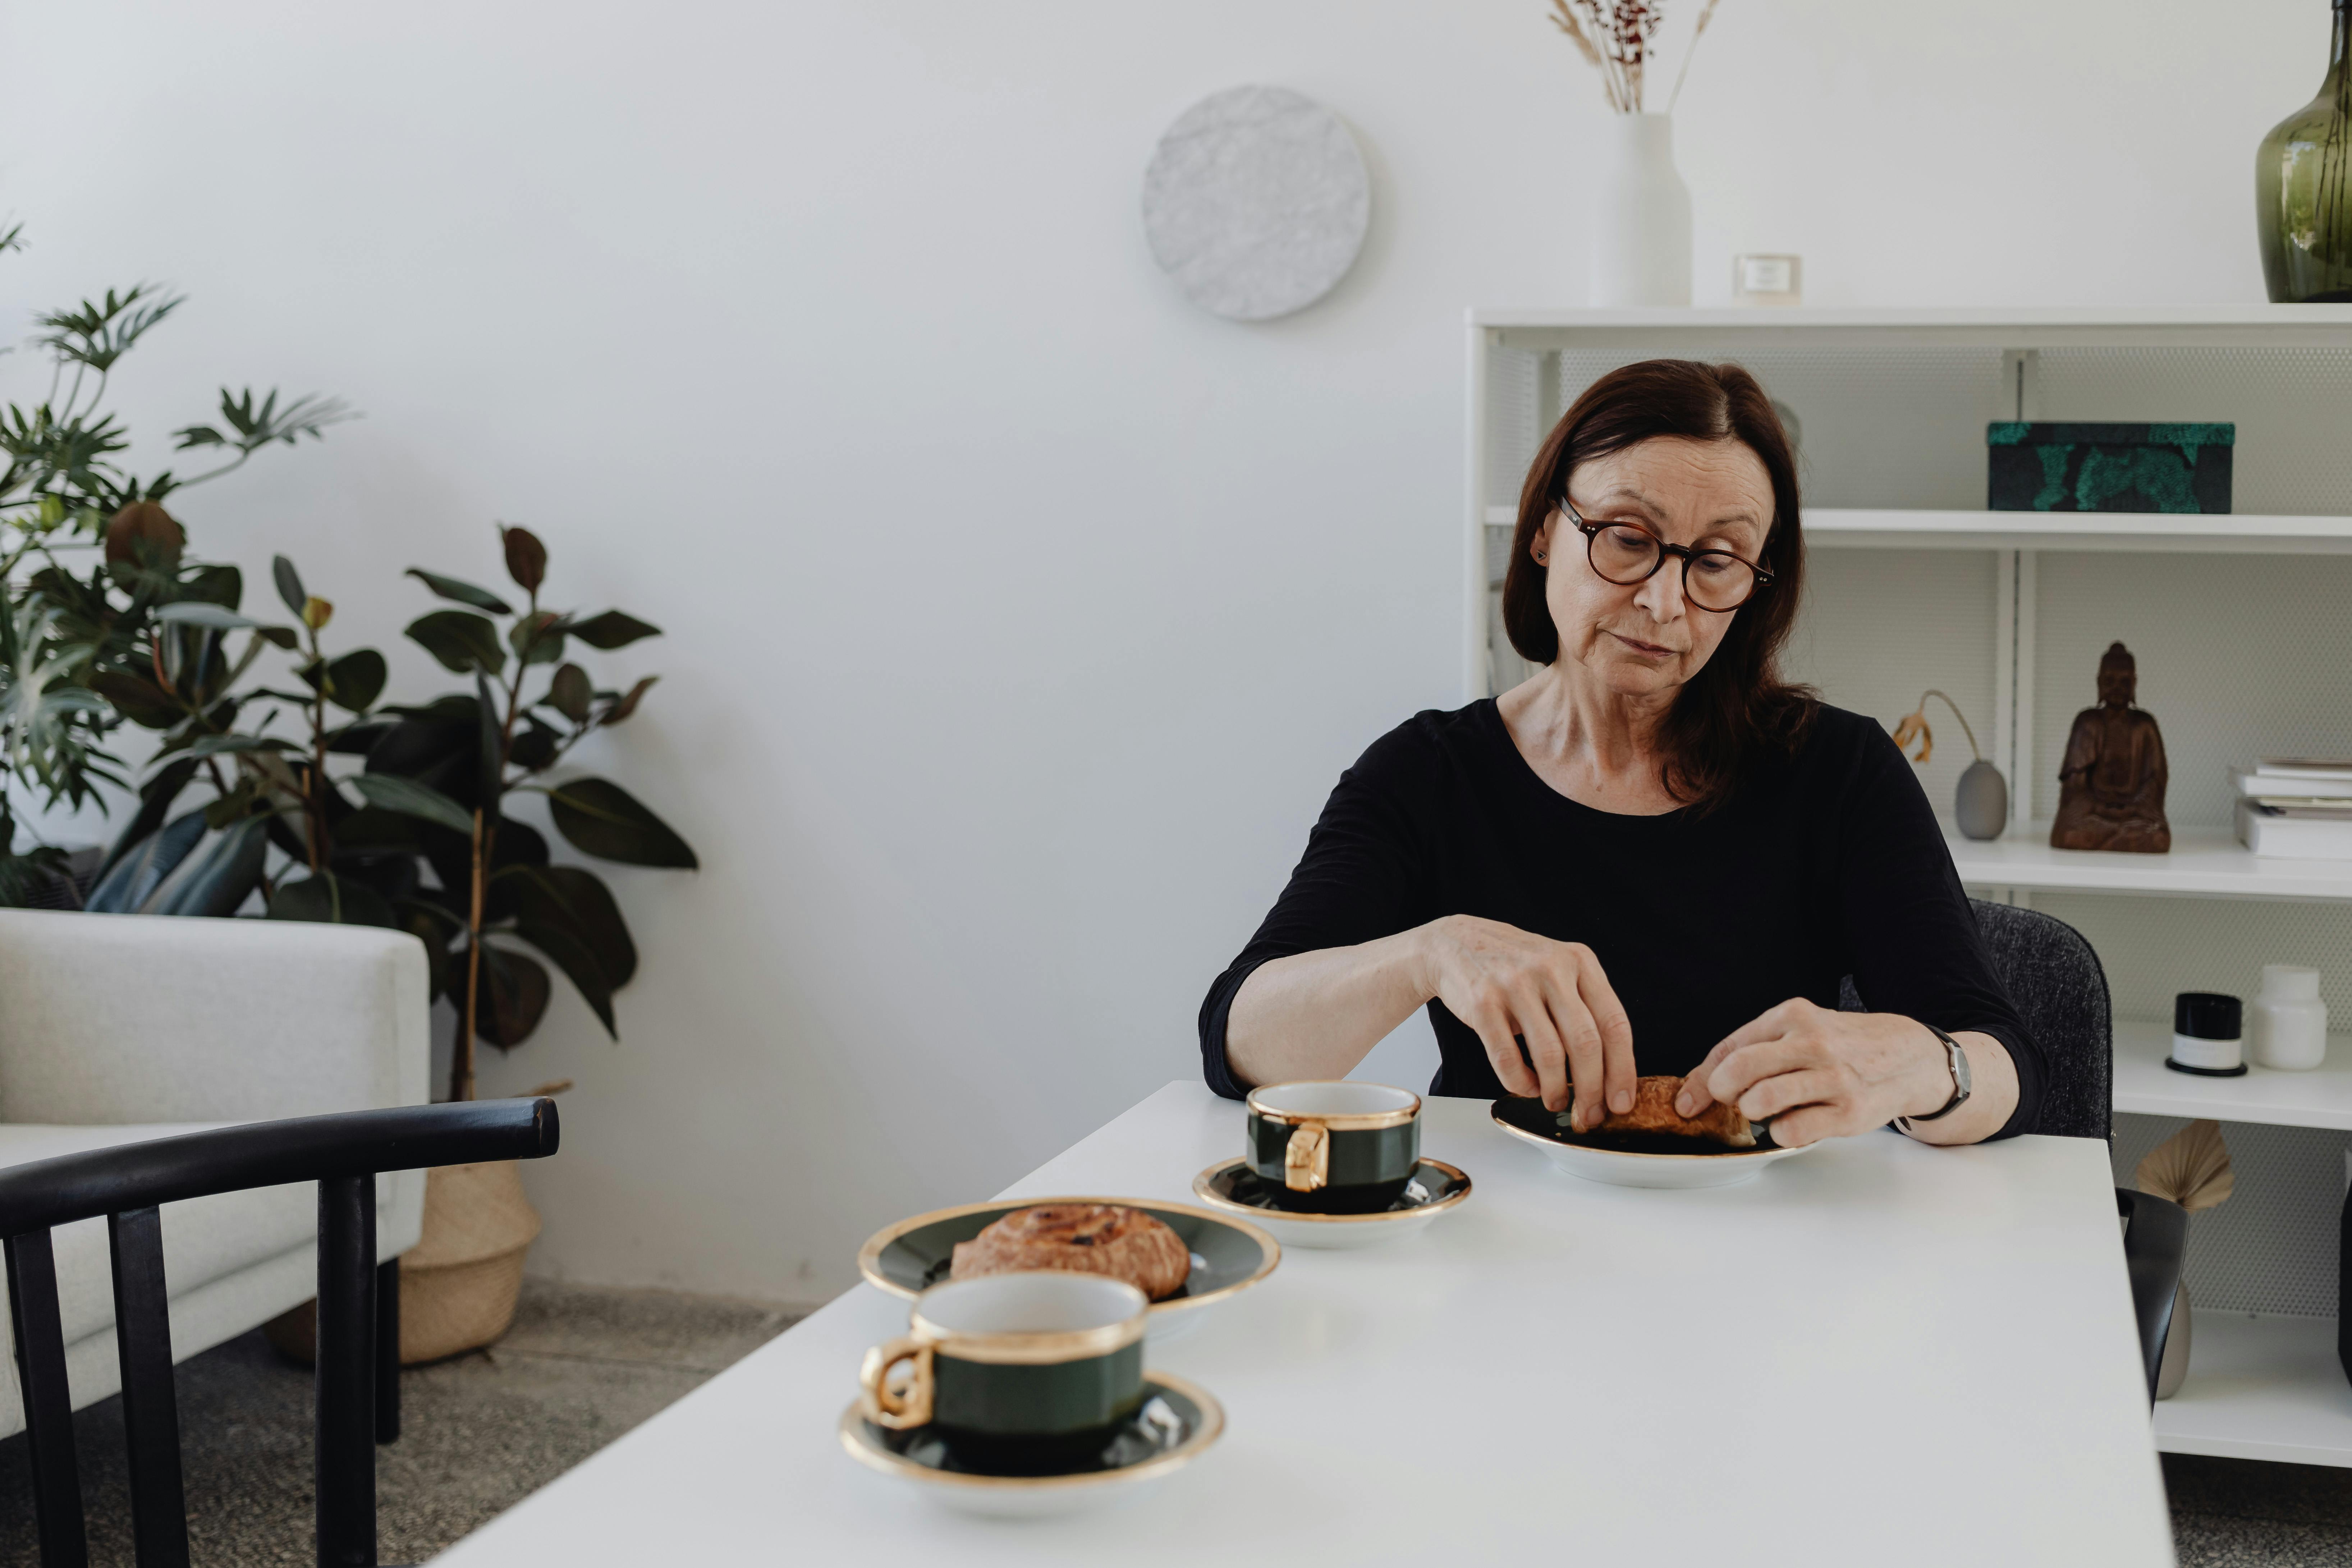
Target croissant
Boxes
[949,1204,1192,1301]
[1591,1075,1755,1148]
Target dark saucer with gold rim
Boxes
[839,1372,1225,1519]
[856,1197,1279,1343]
[1191,1156,1471,1250]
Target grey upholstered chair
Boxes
[1842,897,2181,1400]
[1837,898,2112,1138]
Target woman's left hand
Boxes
[1671,999,1954,1148]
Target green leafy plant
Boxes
[0,223,350,895]
[90,527,697,1102]
[369,525,694,1101]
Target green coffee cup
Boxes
[859,1271,1148,1471]
[1245,1081,1421,1212]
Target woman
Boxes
[1199,360,2039,1147]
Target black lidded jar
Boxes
[2167,992,2247,1078]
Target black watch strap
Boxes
[1895,1024,1971,1132]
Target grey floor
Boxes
[4,1288,2349,1564]
[0,1281,802,1566]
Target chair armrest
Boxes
[0,911,431,1123]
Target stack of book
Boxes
[2233,759,2352,859]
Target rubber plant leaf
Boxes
[476,671,503,816]
[84,809,207,913]
[272,555,306,617]
[153,601,271,632]
[405,568,513,615]
[267,871,399,928]
[404,610,506,675]
[88,671,182,729]
[478,943,551,1046]
[93,758,200,884]
[501,526,547,595]
[151,817,269,917]
[512,914,617,1037]
[568,610,660,650]
[546,663,592,725]
[603,675,657,724]
[545,777,698,868]
[321,648,388,713]
[346,772,476,837]
[500,862,637,988]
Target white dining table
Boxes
[432,1083,2175,1566]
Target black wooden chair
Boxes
[1844,899,2186,1402]
[1,1097,560,1568]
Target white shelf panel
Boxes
[1480,505,2352,555]
[2114,1020,2352,1129]
[1471,305,2352,351]
[2153,1312,2352,1466]
[1472,306,2352,329]
[1950,825,2352,901]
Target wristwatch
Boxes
[1894,1024,1971,1133]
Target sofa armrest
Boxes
[0,911,431,1123]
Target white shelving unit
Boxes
[1468,306,2352,1467]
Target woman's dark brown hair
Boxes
[1501,358,1813,811]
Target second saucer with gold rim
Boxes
[1190,1157,1471,1249]
[840,1370,1224,1519]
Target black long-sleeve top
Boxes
[1198,700,2042,1138]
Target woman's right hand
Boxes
[1412,914,1637,1128]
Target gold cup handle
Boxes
[1284,1120,1330,1192]
[858,1337,935,1430]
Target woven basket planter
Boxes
[265,1159,542,1366]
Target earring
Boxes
[1532,549,1547,564]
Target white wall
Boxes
[0,0,2323,1298]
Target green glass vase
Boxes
[2258,0,2352,302]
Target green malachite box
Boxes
[1986,422,2234,514]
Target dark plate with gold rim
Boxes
[856,1198,1279,1343]
[1489,1096,1814,1189]
[1191,1157,1471,1249]
[840,1371,1224,1519]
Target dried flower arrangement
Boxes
[1547,0,1723,115]
[1890,690,1985,765]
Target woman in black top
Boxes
[1200,361,2039,1147]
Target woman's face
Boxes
[1533,435,1775,702]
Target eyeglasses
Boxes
[1556,496,1774,613]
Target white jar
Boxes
[2251,964,2328,1070]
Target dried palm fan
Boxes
[2135,1119,2234,1212]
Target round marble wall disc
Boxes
[1141,85,1371,322]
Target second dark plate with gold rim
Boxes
[839,1371,1224,1519]
[1191,1157,1471,1249]
[1490,1096,1814,1189]
[856,1198,1279,1343]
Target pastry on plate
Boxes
[948,1203,1192,1300]
[1591,1075,1756,1148]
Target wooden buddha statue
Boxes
[2051,642,2171,853]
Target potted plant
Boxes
[91,528,695,1358]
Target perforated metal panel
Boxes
[1555,345,2011,509]
[2032,892,2352,1046]
[2028,552,2352,826]
[1485,347,1544,510]
[2113,1114,2349,1320]
[2036,347,2352,516]
[1787,550,2001,821]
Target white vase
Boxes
[1588,113,1693,308]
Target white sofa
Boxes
[0,909,430,1439]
